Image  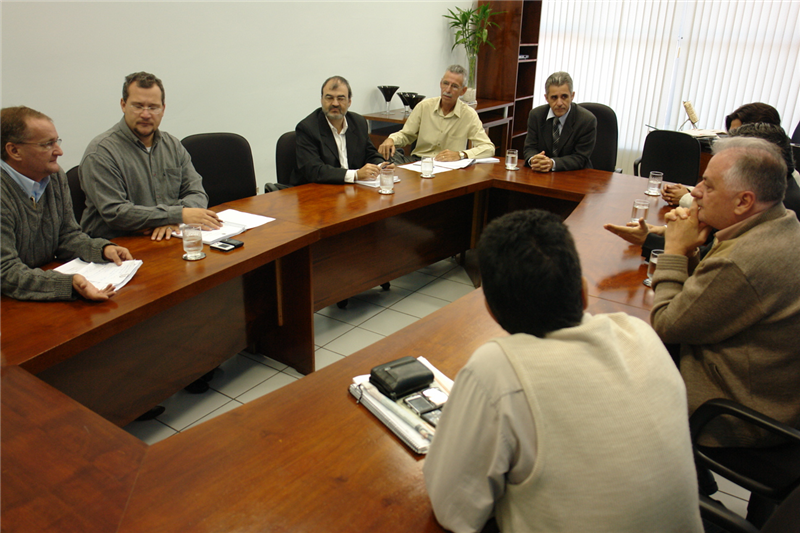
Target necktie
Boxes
[552,118,561,155]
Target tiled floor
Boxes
[123,257,473,444]
[122,256,752,521]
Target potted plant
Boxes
[443,3,503,105]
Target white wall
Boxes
[1,1,472,192]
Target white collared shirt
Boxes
[326,116,358,183]
[544,106,572,171]
[1,160,50,203]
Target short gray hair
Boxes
[712,137,787,204]
[444,64,467,86]
[545,71,573,94]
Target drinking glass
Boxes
[180,223,205,261]
[631,199,649,224]
[379,167,395,194]
[646,171,663,196]
[505,149,519,170]
[421,157,434,178]
[644,249,663,287]
[377,86,399,115]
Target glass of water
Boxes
[646,171,663,196]
[631,199,649,224]
[644,248,663,287]
[420,157,434,178]
[180,223,206,261]
[505,149,519,170]
[379,167,395,195]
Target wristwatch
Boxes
[460,151,467,160]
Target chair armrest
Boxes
[691,399,800,497]
[699,495,759,533]
[690,399,800,444]
[633,157,642,176]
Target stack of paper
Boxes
[356,176,401,188]
[400,157,500,176]
[173,209,276,244]
[55,258,143,291]
[349,357,453,455]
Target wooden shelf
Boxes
[477,1,543,154]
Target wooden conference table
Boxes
[1,163,671,532]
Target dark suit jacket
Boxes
[290,109,385,186]
[522,103,597,171]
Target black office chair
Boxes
[700,486,800,533]
[65,165,86,223]
[791,121,800,144]
[633,130,702,186]
[181,133,257,207]
[580,102,620,172]
[275,131,296,186]
[691,399,800,530]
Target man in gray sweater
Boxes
[1,106,132,301]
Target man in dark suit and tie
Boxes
[291,76,389,186]
[523,71,597,172]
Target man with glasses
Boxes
[378,65,495,164]
[291,75,389,186]
[1,106,132,301]
[79,71,221,240]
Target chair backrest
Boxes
[637,130,702,186]
[581,102,618,172]
[181,133,257,207]
[275,131,296,186]
[791,121,800,144]
[66,165,86,223]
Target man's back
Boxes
[425,313,703,533]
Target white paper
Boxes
[399,162,454,176]
[356,176,401,188]
[55,258,143,291]
[216,209,275,229]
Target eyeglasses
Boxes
[323,95,348,103]
[15,138,62,150]
[129,103,163,114]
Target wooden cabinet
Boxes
[477,0,543,153]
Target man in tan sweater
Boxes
[651,137,800,447]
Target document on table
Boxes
[400,157,500,175]
[356,176,401,188]
[55,258,143,291]
[348,357,454,455]
[215,209,275,229]
[172,209,276,244]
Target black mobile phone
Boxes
[220,238,244,248]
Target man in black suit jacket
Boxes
[291,76,388,186]
[523,71,597,172]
